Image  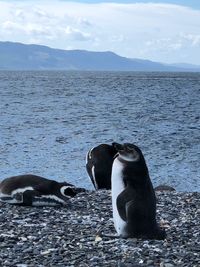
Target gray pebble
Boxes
[0,191,199,266]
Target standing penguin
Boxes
[0,174,85,206]
[86,143,117,190]
[111,142,166,240]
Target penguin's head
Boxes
[60,183,86,198]
[112,142,141,162]
[60,185,77,198]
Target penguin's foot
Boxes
[14,192,23,202]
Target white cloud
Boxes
[181,33,200,47]
[65,26,92,41]
[0,1,200,64]
[77,17,92,27]
[144,32,200,56]
[2,20,21,31]
[145,38,183,52]
[14,9,25,20]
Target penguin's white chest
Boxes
[111,158,127,236]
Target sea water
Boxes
[0,71,199,191]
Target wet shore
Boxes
[0,190,199,267]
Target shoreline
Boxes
[0,190,199,267]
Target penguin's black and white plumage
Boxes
[86,144,117,190]
[0,174,85,206]
[111,142,166,240]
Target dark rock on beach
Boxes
[0,190,199,267]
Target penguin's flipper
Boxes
[116,190,129,221]
[125,199,135,219]
[117,188,136,221]
[19,189,41,206]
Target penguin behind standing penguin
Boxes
[0,174,85,206]
[86,143,117,190]
[111,142,166,240]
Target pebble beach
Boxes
[0,190,199,267]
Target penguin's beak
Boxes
[74,187,86,193]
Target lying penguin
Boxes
[111,142,166,240]
[86,143,117,190]
[0,174,85,206]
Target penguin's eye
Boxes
[64,187,76,197]
[113,143,124,152]
[126,145,135,151]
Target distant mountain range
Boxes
[0,41,200,71]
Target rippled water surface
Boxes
[0,71,199,191]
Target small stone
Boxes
[147,260,154,265]
[20,237,27,242]
[164,264,175,267]
[95,235,102,242]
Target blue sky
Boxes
[63,0,200,9]
[0,0,200,64]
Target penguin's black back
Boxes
[86,144,117,189]
[0,174,66,194]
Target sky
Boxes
[0,0,200,64]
